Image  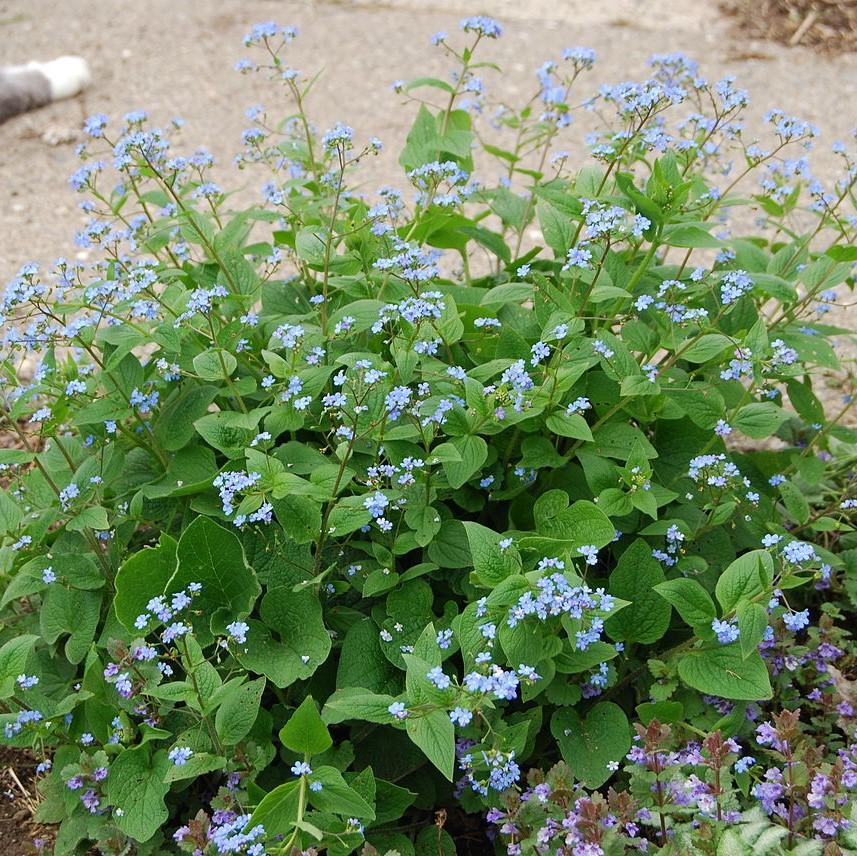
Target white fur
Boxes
[31,56,91,101]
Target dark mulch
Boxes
[0,746,54,855]
[721,0,857,52]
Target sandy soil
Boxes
[1,0,856,279]
[0,0,857,283]
[0,0,854,417]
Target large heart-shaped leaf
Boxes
[105,745,170,842]
[678,644,772,701]
[236,587,331,687]
[166,517,260,640]
[114,534,177,632]
[463,521,520,586]
[522,496,614,551]
[605,539,671,644]
[551,702,630,788]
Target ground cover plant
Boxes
[1,14,857,856]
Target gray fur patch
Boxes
[0,67,51,124]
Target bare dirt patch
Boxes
[0,747,53,855]
[722,0,857,53]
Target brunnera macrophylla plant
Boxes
[0,13,856,856]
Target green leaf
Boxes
[279,696,333,756]
[236,587,331,688]
[664,387,723,429]
[662,224,722,248]
[326,496,372,536]
[163,752,226,782]
[546,412,593,442]
[786,379,825,424]
[415,827,456,856]
[272,495,322,545]
[636,700,685,725]
[322,688,399,725]
[551,702,631,788]
[480,282,534,308]
[596,487,633,517]
[167,517,260,636]
[0,449,34,465]
[67,506,110,532]
[215,677,266,745]
[715,551,772,614]
[307,766,375,820]
[616,172,663,225]
[1,553,103,608]
[441,435,487,489]
[463,521,520,586]
[524,497,614,551]
[114,534,177,632]
[106,746,170,842]
[405,505,442,548]
[399,105,442,172]
[654,578,716,630]
[736,602,768,660]
[194,410,262,458]
[193,349,237,381]
[40,587,101,664]
[734,402,788,439]
[406,709,455,781]
[249,780,301,838]
[0,491,22,536]
[295,227,328,266]
[677,644,772,701]
[0,635,38,698]
[537,199,574,256]
[556,642,619,675]
[680,334,733,364]
[374,778,418,826]
[336,620,400,694]
[589,423,657,460]
[605,539,671,644]
[778,481,810,525]
[826,245,857,262]
[519,435,567,470]
[404,76,455,94]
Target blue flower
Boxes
[321,122,354,152]
[735,756,756,774]
[530,341,550,366]
[449,707,473,727]
[593,339,614,359]
[782,541,819,565]
[83,113,108,137]
[712,618,740,644]
[719,270,754,305]
[226,621,249,644]
[168,747,193,766]
[783,609,810,632]
[579,545,599,566]
[388,702,408,720]
[460,16,502,38]
[427,667,451,689]
[364,491,389,519]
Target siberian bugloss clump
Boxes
[1,15,857,856]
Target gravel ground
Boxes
[0,0,854,414]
